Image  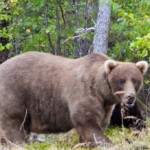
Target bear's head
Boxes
[104,59,149,107]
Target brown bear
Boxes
[0,52,148,146]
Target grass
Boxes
[0,119,150,150]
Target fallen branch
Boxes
[75,27,95,34]
[62,34,85,44]
[62,26,95,44]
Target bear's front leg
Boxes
[69,100,112,147]
[101,105,116,130]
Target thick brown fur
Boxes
[0,52,148,145]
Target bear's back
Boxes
[0,52,75,133]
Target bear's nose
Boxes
[127,95,135,104]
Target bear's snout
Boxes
[126,94,135,107]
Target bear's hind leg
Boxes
[0,90,31,145]
[0,115,30,145]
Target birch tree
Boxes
[93,0,111,54]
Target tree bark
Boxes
[55,0,61,55]
[93,0,111,54]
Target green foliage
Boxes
[26,131,79,150]
[0,44,5,51]
[130,33,150,60]
[0,0,149,60]
[27,142,52,150]
[4,0,97,57]
[109,0,150,61]
[0,1,12,51]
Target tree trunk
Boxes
[56,0,62,55]
[93,0,111,54]
[44,0,56,55]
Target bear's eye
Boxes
[132,78,137,84]
[119,79,125,84]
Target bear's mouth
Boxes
[125,94,136,107]
[124,101,135,108]
[114,91,136,107]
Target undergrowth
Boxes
[0,119,150,150]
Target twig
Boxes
[7,140,26,150]
[62,26,95,44]
[55,0,61,55]
[62,34,85,44]
[93,134,102,145]
[91,19,96,26]
[121,103,125,130]
[58,3,66,25]
[124,116,138,120]
[114,91,126,95]
[19,109,27,133]
[44,0,56,54]
[75,27,95,34]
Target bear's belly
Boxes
[31,122,73,133]
[30,110,73,134]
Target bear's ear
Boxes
[136,61,149,75]
[104,60,118,74]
